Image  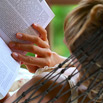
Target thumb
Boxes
[26,65,38,73]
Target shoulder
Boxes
[13,72,71,103]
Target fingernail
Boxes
[17,34,23,38]
[9,43,15,47]
[34,23,37,26]
[33,23,38,27]
[13,52,18,58]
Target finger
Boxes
[0,93,10,102]
[11,52,49,67]
[16,33,49,48]
[32,24,47,41]
[26,65,38,73]
[9,42,51,57]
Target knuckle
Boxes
[46,50,52,57]
[34,36,40,44]
[18,55,22,61]
[28,57,33,62]
[45,42,50,48]
[16,43,21,49]
[31,46,35,52]
[44,30,47,34]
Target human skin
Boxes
[0,24,67,102]
[4,72,71,103]
[3,69,90,103]
[0,24,91,102]
[9,24,66,73]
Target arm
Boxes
[9,24,66,73]
[3,71,90,103]
[4,72,71,103]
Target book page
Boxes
[0,0,55,44]
[0,38,20,99]
[0,0,54,99]
[8,0,54,28]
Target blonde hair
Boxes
[64,0,103,48]
[64,0,103,102]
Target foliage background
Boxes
[51,5,76,57]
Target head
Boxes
[64,0,103,102]
[64,0,103,51]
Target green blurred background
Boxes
[51,5,76,57]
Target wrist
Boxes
[52,52,67,65]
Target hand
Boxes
[9,24,66,73]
